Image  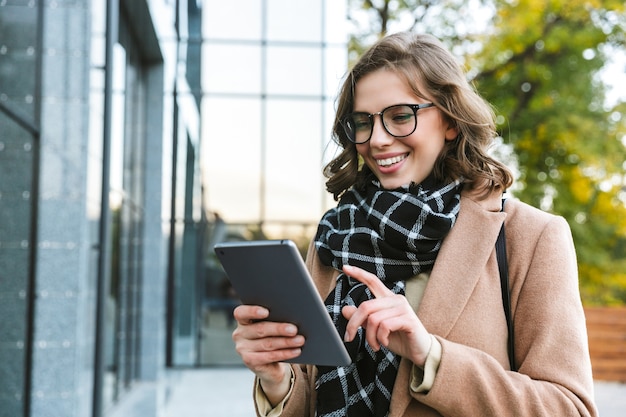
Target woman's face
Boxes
[353,69,458,189]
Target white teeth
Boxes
[377,154,407,167]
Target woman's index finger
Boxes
[342,265,393,298]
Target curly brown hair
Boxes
[324,32,513,200]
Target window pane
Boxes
[202,44,262,94]
[322,98,340,164]
[266,46,321,96]
[325,45,348,97]
[267,0,321,42]
[203,97,262,222]
[203,0,262,40]
[325,1,349,43]
[265,99,325,222]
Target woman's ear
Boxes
[445,124,459,141]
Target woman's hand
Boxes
[232,305,305,405]
[341,265,432,367]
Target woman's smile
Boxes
[376,153,409,168]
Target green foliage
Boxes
[348,0,626,305]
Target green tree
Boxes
[348,0,626,305]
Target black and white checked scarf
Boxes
[313,175,462,417]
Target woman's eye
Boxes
[389,112,413,123]
[352,116,370,131]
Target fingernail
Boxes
[344,331,350,342]
[285,325,297,335]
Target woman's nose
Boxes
[369,116,394,147]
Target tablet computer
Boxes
[213,239,351,366]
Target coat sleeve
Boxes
[255,364,316,417]
[410,213,598,416]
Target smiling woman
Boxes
[231,31,599,417]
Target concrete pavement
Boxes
[163,366,625,416]
[594,380,626,416]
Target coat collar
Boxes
[417,189,505,335]
[390,190,505,417]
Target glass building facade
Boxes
[196,0,348,367]
[0,0,347,415]
[202,0,346,225]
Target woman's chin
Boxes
[378,178,412,190]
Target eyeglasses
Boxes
[340,103,435,144]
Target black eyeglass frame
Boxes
[340,102,436,144]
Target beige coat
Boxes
[264,190,598,417]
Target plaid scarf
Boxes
[313,175,462,417]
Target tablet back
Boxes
[214,239,351,366]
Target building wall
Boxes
[1,0,347,415]
[0,0,203,416]
[32,0,96,413]
[0,2,41,416]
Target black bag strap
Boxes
[496,198,516,371]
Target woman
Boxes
[232,32,598,417]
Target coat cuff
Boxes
[254,366,295,417]
[410,334,442,393]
